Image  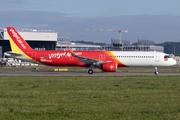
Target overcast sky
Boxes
[0,0,180,44]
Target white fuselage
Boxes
[112,51,176,67]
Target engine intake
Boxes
[99,62,117,72]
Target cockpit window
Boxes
[164,55,170,58]
[169,54,175,59]
[164,54,175,59]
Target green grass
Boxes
[0,76,180,120]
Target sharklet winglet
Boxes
[67,46,76,57]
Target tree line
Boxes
[157,42,180,55]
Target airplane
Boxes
[6,27,177,75]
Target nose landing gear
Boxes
[155,67,158,75]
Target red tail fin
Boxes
[7,27,33,53]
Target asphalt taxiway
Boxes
[0,70,180,76]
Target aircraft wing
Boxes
[76,56,101,64]
[67,46,104,65]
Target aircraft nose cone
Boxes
[173,59,177,65]
[168,59,177,66]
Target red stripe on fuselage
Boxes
[36,51,127,67]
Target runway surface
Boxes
[0,70,180,76]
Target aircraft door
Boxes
[99,54,106,60]
[69,55,74,61]
[155,52,160,62]
[31,52,36,60]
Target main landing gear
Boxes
[155,67,158,75]
[88,64,95,74]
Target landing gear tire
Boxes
[88,69,93,74]
[155,71,158,75]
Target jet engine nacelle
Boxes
[99,62,117,72]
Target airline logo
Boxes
[9,28,26,50]
[48,52,82,59]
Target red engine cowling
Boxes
[99,62,117,72]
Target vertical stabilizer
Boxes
[7,27,36,61]
[7,27,34,54]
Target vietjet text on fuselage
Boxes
[6,27,177,74]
